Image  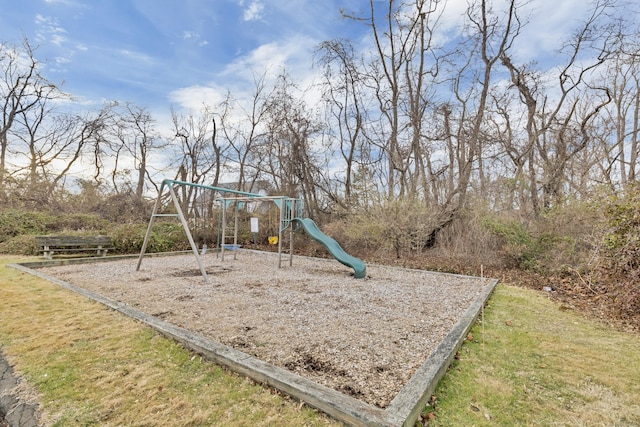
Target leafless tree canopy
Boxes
[2,0,639,244]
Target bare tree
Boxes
[593,26,640,188]
[261,73,327,217]
[12,100,79,200]
[171,106,227,214]
[455,0,521,204]
[0,39,62,195]
[316,39,366,208]
[344,0,444,199]
[5,94,115,209]
[498,0,616,214]
[111,103,164,198]
[219,72,271,192]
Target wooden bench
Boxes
[35,236,113,260]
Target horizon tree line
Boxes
[1,0,639,246]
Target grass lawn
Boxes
[1,256,640,426]
[428,285,640,426]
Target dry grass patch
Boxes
[0,257,341,426]
[428,284,640,426]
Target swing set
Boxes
[136,179,304,283]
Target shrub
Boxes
[90,192,152,223]
[534,201,603,274]
[0,209,110,244]
[344,198,441,258]
[109,223,147,254]
[600,185,640,318]
[150,222,191,253]
[110,222,190,254]
[480,200,602,273]
[603,187,640,274]
[481,215,541,270]
[432,207,505,268]
[0,209,50,242]
[0,234,41,255]
[47,213,110,232]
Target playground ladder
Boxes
[220,199,241,261]
[277,198,303,268]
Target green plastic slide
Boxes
[292,218,366,279]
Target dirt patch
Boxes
[39,251,492,408]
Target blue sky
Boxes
[0,0,603,116]
[1,0,623,187]
[0,0,372,111]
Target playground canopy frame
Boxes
[136,179,303,283]
[216,194,303,266]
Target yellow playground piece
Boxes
[268,236,279,245]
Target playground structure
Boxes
[136,179,366,281]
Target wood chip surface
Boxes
[40,251,491,408]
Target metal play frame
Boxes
[217,195,303,267]
[136,179,302,283]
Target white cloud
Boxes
[169,84,229,112]
[243,1,265,22]
[182,30,209,47]
[225,42,288,76]
[168,33,318,112]
[222,36,316,81]
[43,0,80,5]
[35,14,68,46]
[183,30,199,40]
[515,0,585,61]
[54,56,71,65]
[115,48,155,65]
[50,34,66,46]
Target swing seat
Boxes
[222,244,242,251]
